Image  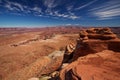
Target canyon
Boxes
[0,27,120,80]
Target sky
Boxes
[0,0,120,27]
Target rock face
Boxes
[65,43,75,55]
[79,28,117,40]
[5,51,64,80]
[59,50,120,80]
[59,28,120,80]
[73,28,120,60]
[63,43,76,63]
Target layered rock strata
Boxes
[73,28,120,60]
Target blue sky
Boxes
[0,0,120,27]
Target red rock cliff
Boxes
[73,28,120,60]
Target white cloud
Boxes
[75,0,97,10]
[69,15,79,20]
[5,4,13,10]
[6,1,24,11]
[90,0,120,20]
[2,0,80,20]
[31,6,42,13]
[53,11,79,20]
[89,0,120,11]
[12,2,24,11]
[23,6,31,14]
[43,0,58,9]
[5,4,20,12]
[3,1,43,16]
[43,0,60,16]
[94,8,120,18]
[45,8,53,15]
[54,11,67,17]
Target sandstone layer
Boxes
[73,28,120,60]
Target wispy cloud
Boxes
[5,4,20,11]
[2,1,43,16]
[75,0,97,10]
[43,0,60,17]
[53,11,79,20]
[30,6,42,14]
[1,0,80,20]
[54,11,68,17]
[69,15,79,19]
[66,2,75,11]
[90,0,120,20]
[6,1,24,11]
[43,0,58,9]
[12,2,24,11]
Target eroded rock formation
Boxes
[63,43,76,63]
[73,28,120,60]
[65,43,75,55]
[59,28,120,80]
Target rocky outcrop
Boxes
[5,51,64,80]
[59,50,120,80]
[80,28,117,40]
[59,28,120,80]
[73,28,120,60]
[63,43,76,63]
[65,43,75,55]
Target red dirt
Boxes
[0,27,80,80]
